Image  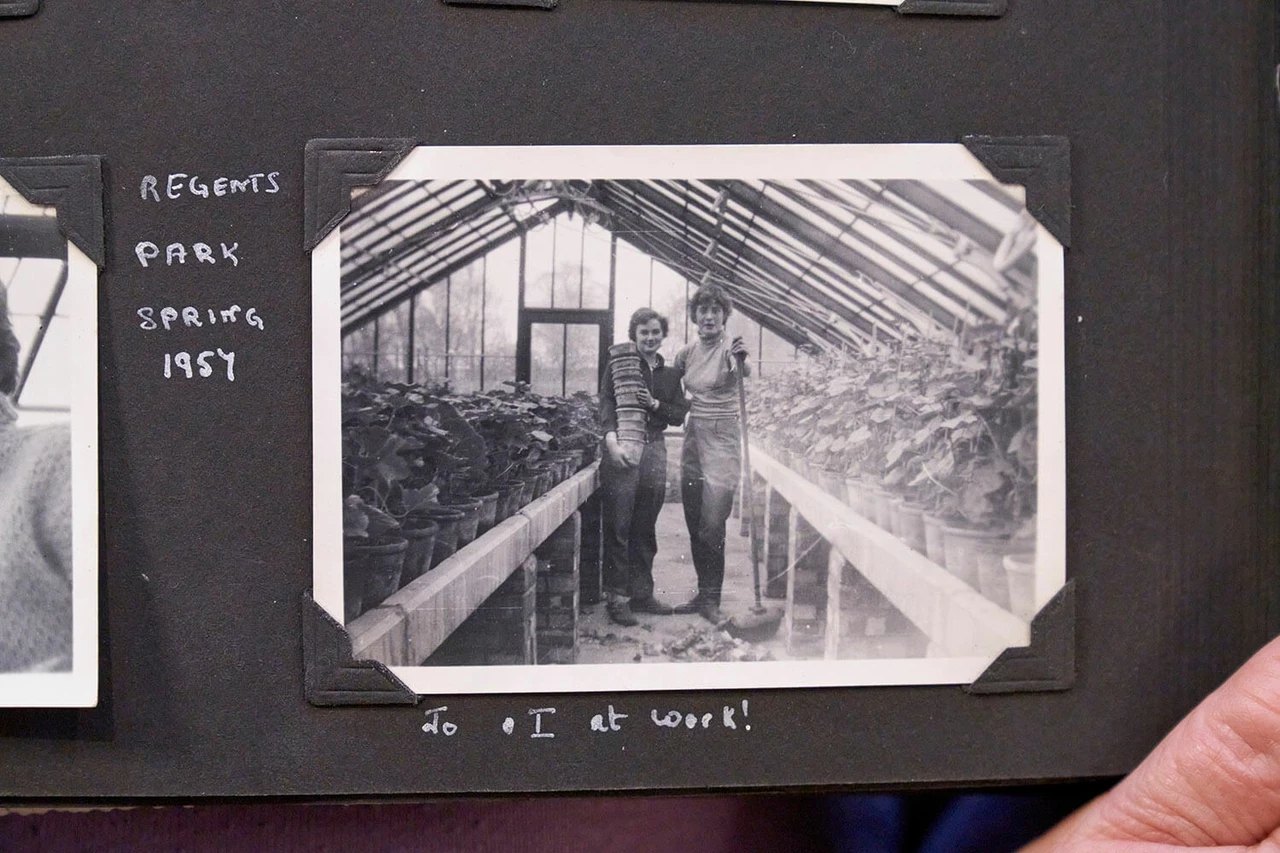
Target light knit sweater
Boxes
[0,396,73,673]
[673,334,748,419]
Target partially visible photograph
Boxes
[0,175,99,707]
[311,145,1065,694]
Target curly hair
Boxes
[627,307,669,341]
[687,283,733,324]
[0,285,19,397]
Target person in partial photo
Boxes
[0,283,72,674]
[598,308,688,627]
[673,283,748,624]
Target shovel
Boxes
[725,350,785,643]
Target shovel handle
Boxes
[735,350,763,609]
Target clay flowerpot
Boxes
[474,491,500,535]
[615,409,648,447]
[524,469,547,498]
[870,489,896,531]
[839,479,860,512]
[494,485,518,524]
[843,477,868,516]
[834,471,855,504]
[420,506,465,568]
[398,518,439,586]
[895,501,928,556]
[443,498,483,546]
[818,467,845,500]
[922,513,949,567]
[549,456,573,483]
[942,525,1011,607]
[888,498,905,538]
[344,537,407,618]
[341,539,367,622]
[1003,552,1037,621]
[508,483,528,515]
[538,456,563,484]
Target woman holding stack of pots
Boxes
[598,308,688,627]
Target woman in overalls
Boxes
[672,284,748,624]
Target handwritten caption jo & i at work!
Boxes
[421,700,753,739]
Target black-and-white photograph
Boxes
[0,176,99,708]
[312,145,1064,693]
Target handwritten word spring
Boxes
[138,305,264,332]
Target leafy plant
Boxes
[341,372,603,536]
[343,495,400,541]
[746,316,1038,533]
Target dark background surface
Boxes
[0,0,1274,799]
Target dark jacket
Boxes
[599,351,689,440]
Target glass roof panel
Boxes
[928,180,1025,235]
[342,182,490,274]
[341,174,1033,342]
[343,220,519,326]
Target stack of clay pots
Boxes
[608,342,648,457]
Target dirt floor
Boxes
[577,502,793,664]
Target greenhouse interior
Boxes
[338,177,1044,669]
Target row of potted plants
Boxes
[341,370,601,622]
[747,320,1039,621]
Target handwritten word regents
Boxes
[141,172,281,201]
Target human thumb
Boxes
[1024,635,1280,850]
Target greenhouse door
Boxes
[515,308,611,398]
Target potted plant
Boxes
[340,411,417,618]
[921,323,1037,607]
[342,495,407,621]
[392,483,440,586]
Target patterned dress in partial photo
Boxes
[0,397,72,673]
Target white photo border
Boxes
[312,144,1066,695]
[0,181,99,708]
